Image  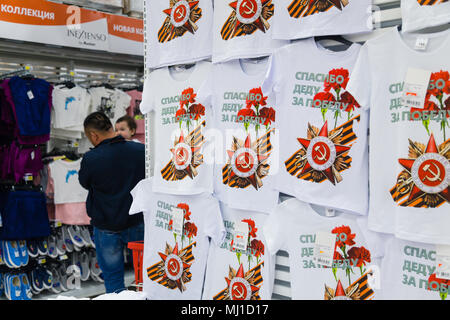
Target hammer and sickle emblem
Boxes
[176,148,188,163]
[313,144,328,162]
[233,284,245,299]
[237,153,252,169]
[175,6,186,20]
[169,260,179,273]
[241,0,256,15]
[421,163,442,183]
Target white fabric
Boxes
[146,0,213,68]
[92,291,148,300]
[212,0,287,63]
[129,178,226,300]
[197,58,279,214]
[262,38,369,216]
[263,197,383,300]
[88,87,131,125]
[141,61,214,195]
[48,159,88,205]
[201,201,276,300]
[346,28,450,244]
[402,0,450,33]
[272,0,372,40]
[378,236,446,300]
[51,86,90,131]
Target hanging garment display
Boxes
[346,28,450,244]
[202,201,275,300]
[141,61,214,195]
[51,85,90,131]
[212,0,287,63]
[198,58,279,214]
[129,178,226,300]
[401,0,450,33]
[271,0,372,40]
[262,38,369,216]
[263,197,383,300]
[146,0,213,68]
[88,87,132,125]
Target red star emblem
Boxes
[158,243,192,292]
[163,0,199,34]
[398,133,450,204]
[225,264,260,300]
[229,0,271,34]
[297,121,351,185]
[170,130,201,179]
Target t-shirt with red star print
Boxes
[129,178,226,300]
[146,0,213,68]
[140,61,214,196]
[197,57,279,214]
[212,0,287,63]
[201,201,276,300]
[401,0,450,33]
[271,0,372,40]
[262,37,369,217]
[346,28,450,245]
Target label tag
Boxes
[172,207,184,236]
[325,208,336,217]
[415,38,429,51]
[313,231,336,267]
[27,90,34,100]
[402,68,432,110]
[55,221,62,228]
[232,221,249,252]
[436,244,450,280]
[24,174,33,182]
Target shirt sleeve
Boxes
[78,155,91,190]
[129,178,151,215]
[204,195,226,246]
[140,75,155,114]
[356,216,391,259]
[197,67,214,108]
[346,43,372,111]
[263,201,287,254]
[262,50,282,96]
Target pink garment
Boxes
[46,165,90,225]
[126,90,145,135]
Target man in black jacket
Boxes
[79,111,145,293]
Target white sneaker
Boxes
[67,226,84,248]
[62,226,74,253]
[79,252,91,281]
[55,231,65,256]
[47,236,58,259]
[79,227,93,247]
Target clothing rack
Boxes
[0,66,33,80]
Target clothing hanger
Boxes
[314,35,354,47]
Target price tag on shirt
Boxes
[401,68,432,110]
[436,244,450,280]
[415,38,429,51]
[27,90,34,100]
[172,207,184,236]
[232,221,249,252]
[313,231,337,267]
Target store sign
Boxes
[0,0,143,55]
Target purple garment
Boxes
[0,82,16,138]
[9,142,43,183]
[3,77,52,145]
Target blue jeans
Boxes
[94,223,144,294]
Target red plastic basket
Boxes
[128,240,144,291]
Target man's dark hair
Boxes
[116,115,137,132]
[84,112,113,132]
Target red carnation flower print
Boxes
[259,107,276,126]
[339,91,361,113]
[324,68,349,92]
[177,203,191,220]
[242,219,258,238]
[237,108,256,119]
[314,91,336,104]
[168,219,173,231]
[250,239,265,258]
[189,103,205,121]
[175,107,187,118]
[184,221,198,238]
[428,70,450,99]
[332,225,356,248]
[347,246,371,267]
[333,250,344,262]
[180,87,197,108]
[246,87,267,109]
[428,273,450,289]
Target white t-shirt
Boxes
[48,159,88,204]
[202,201,275,300]
[141,61,214,195]
[51,86,90,131]
[402,0,450,33]
[272,0,372,40]
[263,38,369,216]
[197,58,279,214]
[129,178,226,300]
[212,0,288,63]
[89,87,131,125]
[263,197,382,300]
[346,28,450,244]
[378,236,449,300]
[147,0,213,68]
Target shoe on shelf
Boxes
[40,267,53,290]
[30,268,44,293]
[55,231,66,256]
[79,252,91,281]
[3,274,10,300]
[62,227,74,253]
[37,238,48,256]
[1,242,12,268]
[20,273,32,300]
[17,240,29,266]
[27,240,39,258]
[47,236,58,259]
[0,273,3,297]
[6,274,22,300]
[58,264,69,292]
[3,241,22,268]
[79,227,94,247]
[67,226,85,248]
[89,250,102,278]
[49,268,61,294]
